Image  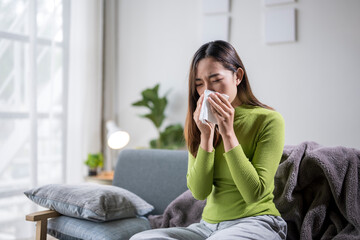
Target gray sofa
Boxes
[113,149,188,217]
[26,142,360,240]
[26,149,189,240]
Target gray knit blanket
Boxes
[148,142,360,239]
[148,189,206,228]
[274,141,360,240]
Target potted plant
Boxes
[132,84,185,149]
[84,153,104,176]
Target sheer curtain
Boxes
[0,0,104,238]
[66,0,104,183]
[0,0,70,238]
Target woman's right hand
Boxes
[193,94,215,151]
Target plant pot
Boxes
[88,169,97,176]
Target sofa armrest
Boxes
[26,210,61,240]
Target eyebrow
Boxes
[195,73,221,81]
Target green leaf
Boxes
[132,84,167,129]
[132,100,149,108]
[158,124,185,149]
[84,153,104,169]
[142,113,165,128]
[150,138,160,149]
[142,89,158,103]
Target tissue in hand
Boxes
[199,90,229,124]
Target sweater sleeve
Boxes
[186,147,215,200]
[224,112,285,203]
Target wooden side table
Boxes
[85,171,114,185]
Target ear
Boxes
[235,67,244,86]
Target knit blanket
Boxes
[148,189,206,228]
[148,141,360,239]
[274,141,360,240]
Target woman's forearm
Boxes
[222,131,239,152]
[200,132,214,152]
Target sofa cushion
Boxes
[47,216,151,240]
[24,183,154,222]
[114,149,188,215]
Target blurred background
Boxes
[0,0,359,239]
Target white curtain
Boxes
[66,0,104,183]
[103,0,119,171]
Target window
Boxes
[0,0,69,238]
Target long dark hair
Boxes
[184,40,273,156]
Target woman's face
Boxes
[195,57,242,107]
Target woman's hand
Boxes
[208,92,239,152]
[193,94,215,152]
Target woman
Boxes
[131,40,287,240]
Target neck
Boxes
[231,96,242,108]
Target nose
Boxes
[204,82,215,92]
[197,82,215,96]
[206,86,215,92]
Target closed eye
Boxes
[195,79,203,87]
[213,79,222,83]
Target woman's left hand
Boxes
[208,92,235,138]
[208,92,239,152]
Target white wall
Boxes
[231,0,360,148]
[117,0,202,148]
[117,0,360,149]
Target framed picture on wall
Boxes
[265,7,296,44]
[202,15,229,43]
[203,0,229,14]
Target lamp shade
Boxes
[106,121,130,149]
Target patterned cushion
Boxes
[24,183,154,222]
[47,216,151,240]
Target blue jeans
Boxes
[130,215,287,240]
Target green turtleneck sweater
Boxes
[187,104,285,223]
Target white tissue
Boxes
[199,90,229,124]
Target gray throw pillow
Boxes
[24,183,154,222]
[47,216,151,240]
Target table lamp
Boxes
[106,121,130,149]
[106,121,130,171]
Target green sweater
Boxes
[187,104,285,223]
